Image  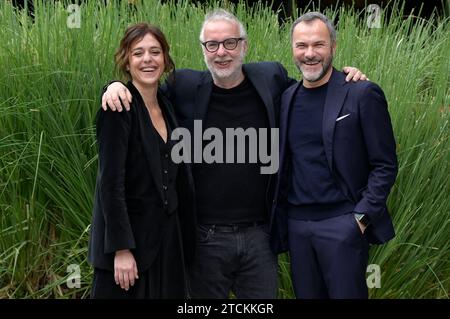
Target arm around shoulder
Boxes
[101,81,132,112]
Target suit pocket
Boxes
[347,213,366,245]
[336,113,351,122]
[334,113,357,143]
[331,214,365,246]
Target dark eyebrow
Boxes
[294,41,327,46]
[131,46,162,52]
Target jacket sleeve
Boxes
[276,62,297,89]
[353,83,398,223]
[96,108,136,254]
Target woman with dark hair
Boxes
[88,23,195,299]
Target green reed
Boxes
[0,0,448,298]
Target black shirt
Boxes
[194,77,270,224]
[154,101,178,215]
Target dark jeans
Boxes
[288,213,369,299]
[187,223,278,299]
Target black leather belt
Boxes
[206,221,266,232]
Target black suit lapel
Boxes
[280,82,301,155]
[127,82,164,202]
[244,65,276,128]
[322,69,350,172]
[278,82,300,180]
[194,72,213,121]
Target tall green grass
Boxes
[0,0,448,298]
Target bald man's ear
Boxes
[243,40,248,54]
[332,42,337,55]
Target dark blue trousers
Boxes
[288,213,369,299]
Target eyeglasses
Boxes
[201,37,245,53]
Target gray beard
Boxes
[297,55,333,83]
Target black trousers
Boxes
[90,212,187,299]
[187,223,278,298]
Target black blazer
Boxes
[88,82,196,272]
[271,69,398,253]
[162,62,296,215]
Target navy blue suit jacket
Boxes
[270,69,398,253]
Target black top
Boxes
[287,83,353,220]
[154,110,178,215]
[194,77,270,224]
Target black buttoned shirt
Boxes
[156,114,178,215]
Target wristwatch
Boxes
[354,213,370,227]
